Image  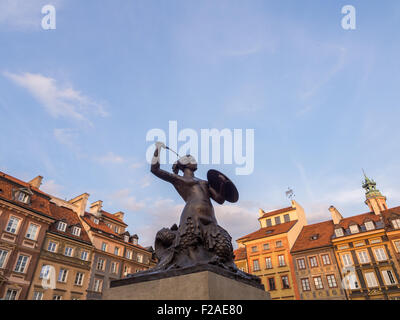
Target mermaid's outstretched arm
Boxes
[151,144,183,184]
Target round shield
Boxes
[207,169,239,203]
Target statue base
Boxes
[103,264,270,300]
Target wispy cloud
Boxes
[4,72,107,125]
[93,152,126,165]
[41,179,64,198]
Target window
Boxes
[71,226,81,237]
[274,216,281,225]
[251,246,258,253]
[382,270,397,285]
[394,241,400,253]
[268,277,276,290]
[64,246,73,257]
[309,256,318,268]
[53,295,62,300]
[276,240,283,248]
[14,254,29,273]
[392,219,400,229]
[101,242,107,252]
[137,254,143,263]
[25,224,39,240]
[110,261,119,274]
[321,254,331,265]
[266,219,272,227]
[253,260,260,271]
[47,241,57,252]
[58,269,68,283]
[4,289,18,300]
[301,278,311,291]
[326,275,337,288]
[93,279,103,292]
[33,291,43,300]
[0,249,9,268]
[93,218,99,224]
[132,237,138,245]
[297,258,306,270]
[126,250,132,259]
[335,228,344,237]
[39,265,51,279]
[6,216,20,234]
[263,243,270,251]
[349,225,359,234]
[357,251,370,264]
[310,234,319,240]
[313,276,324,289]
[365,221,375,231]
[341,253,353,267]
[80,250,88,261]
[374,248,387,261]
[281,275,290,289]
[283,214,290,223]
[17,191,30,203]
[124,235,129,242]
[370,238,382,244]
[278,255,286,267]
[114,247,120,256]
[265,257,272,269]
[364,271,379,288]
[354,241,365,247]
[114,226,119,234]
[96,258,105,271]
[57,221,67,232]
[74,272,84,286]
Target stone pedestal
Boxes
[103,264,270,300]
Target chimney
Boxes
[90,200,103,217]
[329,206,343,225]
[69,193,90,217]
[29,176,43,189]
[258,209,265,217]
[114,211,125,221]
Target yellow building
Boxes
[332,175,400,300]
[27,202,93,300]
[236,200,307,300]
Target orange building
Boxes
[236,200,307,300]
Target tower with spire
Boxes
[362,170,388,215]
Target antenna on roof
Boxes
[285,187,295,200]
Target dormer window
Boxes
[93,218,99,225]
[17,191,30,204]
[124,235,129,242]
[71,226,81,237]
[57,221,67,232]
[335,228,344,237]
[365,221,375,231]
[349,225,359,234]
[310,234,319,240]
[392,219,400,229]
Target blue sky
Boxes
[1,0,400,246]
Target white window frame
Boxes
[4,289,19,300]
[392,219,400,229]
[14,254,29,273]
[74,272,84,286]
[114,247,120,256]
[301,278,311,291]
[110,261,118,274]
[93,279,103,292]
[97,258,105,270]
[0,249,9,268]
[382,270,397,285]
[33,291,43,300]
[326,274,337,288]
[126,250,132,259]
[265,257,272,269]
[341,253,353,267]
[335,228,344,237]
[64,246,74,257]
[71,226,81,237]
[252,259,260,271]
[47,241,57,252]
[365,221,375,231]
[313,276,324,289]
[349,224,359,234]
[278,255,286,267]
[80,250,89,261]
[6,216,21,234]
[357,250,370,264]
[17,191,30,204]
[394,240,400,253]
[364,271,379,288]
[297,258,306,269]
[53,295,63,300]
[309,256,318,268]
[321,254,331,265]
[57,221,67,232]
[373,247,387,262]
[25,223,40,240]
[137,253,143,263]
[101,242,107,252]
[58,268,68,283]
[39,265,51,279]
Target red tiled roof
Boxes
[381,206,400,230]
[48,203,92,244]
[0,171,52,217]
[337,211,381,229]
[101,210,127,226]
[258,206,295,220]
[237,220,298,242]
[291,220,335,253]
[234,247,247,261]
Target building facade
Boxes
[332,175,400,300]
[236,200,307,300]
[79,200,156,299]
[291,220,347,300]
[27,202,93,300]
[0,173,54,300]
